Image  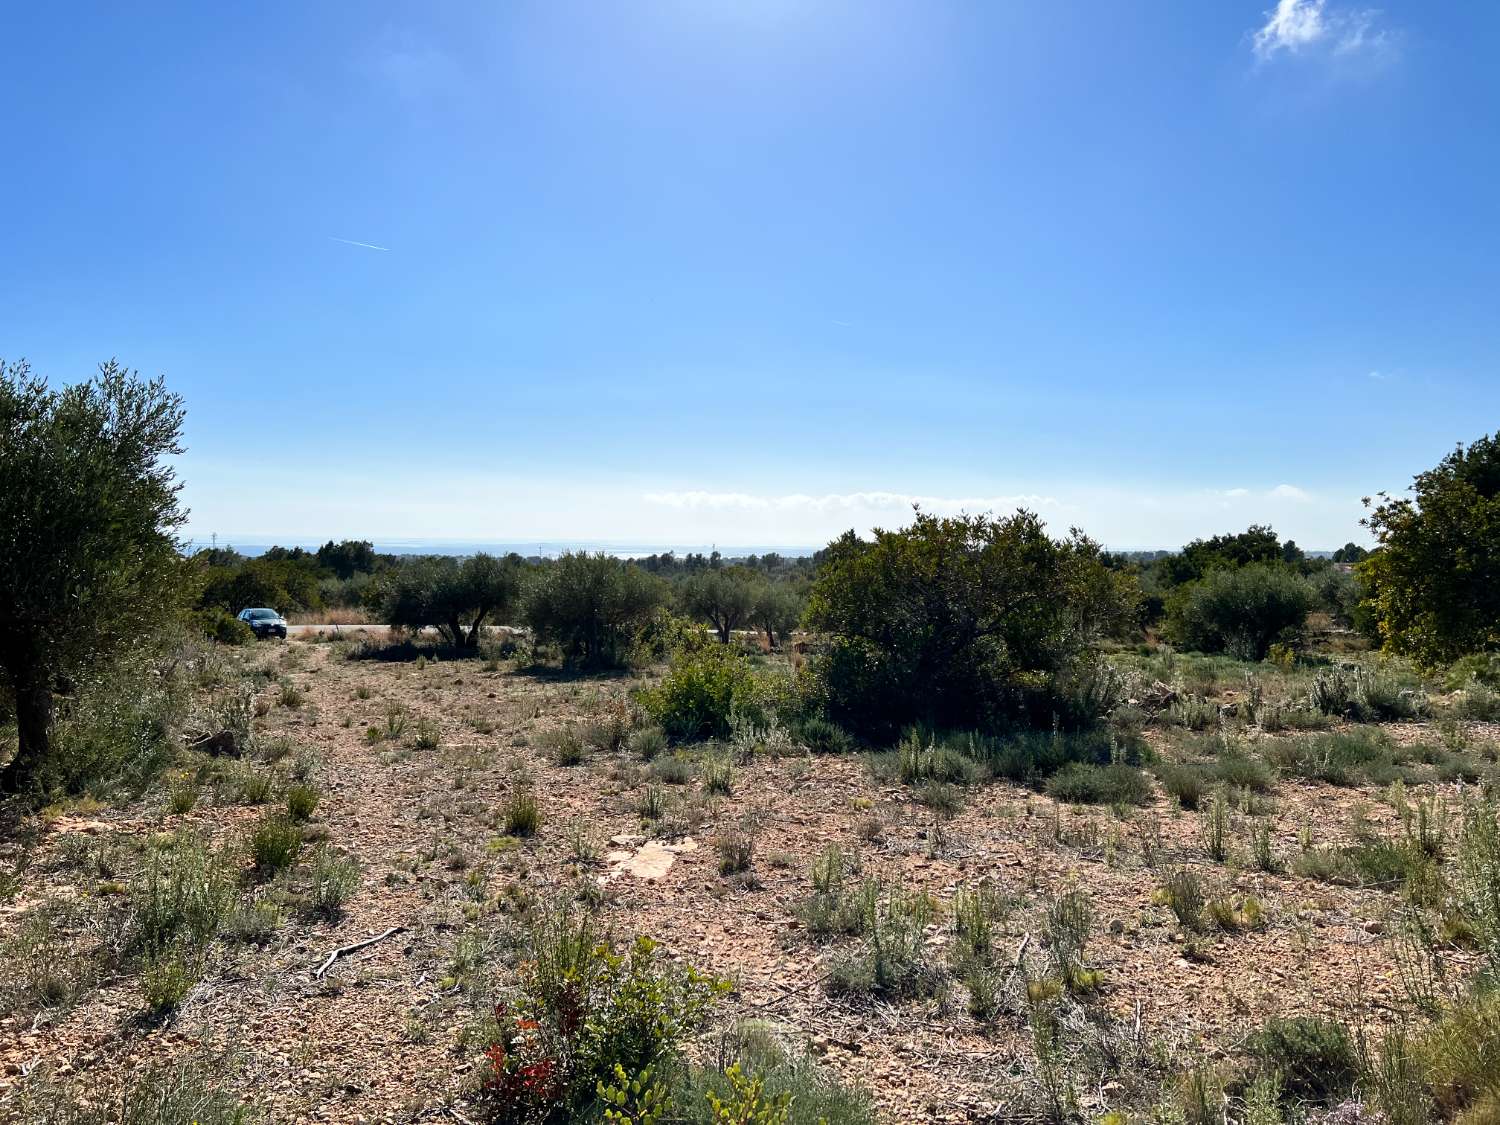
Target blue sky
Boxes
[3,1,1496,550]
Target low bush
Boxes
[1045,762,1152,806]
[792,715,857,755]
[627,725,668,761]
[285,782,320,822]
[304,846,360,921]
[11,1056,254,1124]
[478,907,727,1122]
[505,781,540,837]
[672,1021,877,1125]
[1246,1015,1359,1107]
[1262,729,1401,787]
[637,644,778,741]
[1154,761,1210,809]
[826,883,943,1001]
[1412,987,1500,1120]
[1166,564,1314,661]
[248,813,303,876]
[130,835,235,956]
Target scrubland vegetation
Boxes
[6,363,1500,1122]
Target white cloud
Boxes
[643,490,1059,515]
[1269,483,1312,501]
[1252,0,1393,62]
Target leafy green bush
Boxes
[285,782,320,822]
[792,716,856,755]
[479,908,728,1122]
[1154,761,1209,809]
[637,644,774,741]
[202,608,254,646]
[803,511,1136,741]
[1166,564,1314,661]
[1044,762,1152,806]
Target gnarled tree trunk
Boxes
[1,671,52,794]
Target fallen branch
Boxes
[312,926,404,979]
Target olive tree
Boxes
[680,567,758,643]
[383,552,522,649]
[0,360,187,793]
[522,553,665,668]
[804,510,1135,740]
[1360,434,1500,666]
[750,581,804,649]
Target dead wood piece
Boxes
[312,925,405,979]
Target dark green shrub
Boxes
[202,608,254,646]
[1166,564,1314,661]
[793,716,856,755]
[1044,762,1152,806]
[522,552,666,668]
[1246,1015,1358,1106]
[285,783,320,822]
[381,552,522,650]
[803,511,1136,741]
[1263,729,1399,786]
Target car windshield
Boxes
[247,610,278,621]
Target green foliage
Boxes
[505,780,541,836]
[1044,761,1152,806]
[285,782,321,822]
[202,608,254,645]
[681,567,759,644]
[791,716,856,755]
[599,1063,669,1125]
[382,552,523,649]
[826,883,942,1000]
[1454,792,1500,971]
[248,813,303,876]
[704,1063,792,1125]
[1166,563,1314,661]
[803,511,1137,740]
[1361,433,1500,666]
[638,644,776,741]
[629,725,668,761]
[1412,987,1500,1121]
[481,908,728,1122]
[304,846,360,921]
[749,582,805,649]
[522,552,666,668]
[1160,868,1206,932]
[1246,1016,1359,1107]
[1155,761,1209,809]
[1262,728,1401,786]
[130,835,235,957]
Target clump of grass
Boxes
[701,752,735,796]
[304,846,360,921]
[14,1058,255,1125]
[285,782,321,822]
[716,826,756,877]
[1201,787,1231,862]
[543,726,586,766]
[1159,868,1207,932]
[637,783,667,822]
[248,813,303,876]
[1263,728,1402,787]
[1167,696,1217,731]
[141,938,203,1015]
[794,715,857,755]
[917,780,964,816]
[629,725,668,761]
[650,753,695,785]
[221,899,283,945]
[220,761,274,805]
[826,883,943,1000]
[278,677,304,709]
[505,781,540,836]
[1045,762,1152,806]
[411,717,441,751]
[1043,889,1100,994]
[1155,761,1209,810]
[798,846,867,939]
[166,773,199,814]
[1206,895,1264,932]
[131,835,236,956]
